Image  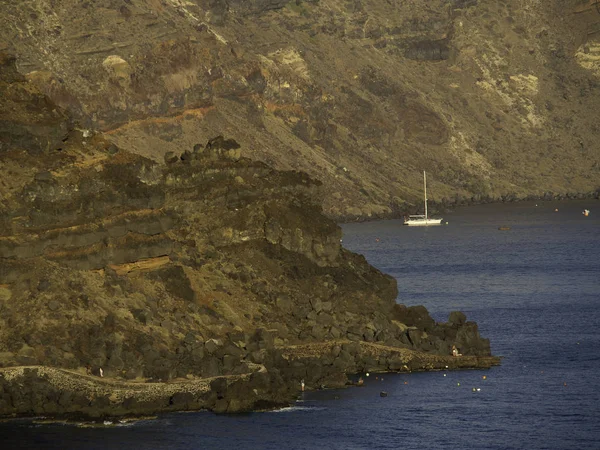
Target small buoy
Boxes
[404,381,408,385]
[472,388,476,392]
[366,373,370,377]
[443,374,447,377]
[380,391,388,397]
[477,388,481,392]
[457,383,460,386]
[375,238,380,242]
[498,226,511,231]
[563,382,567,387]
[482,375,487,380]
[555,208,559,212]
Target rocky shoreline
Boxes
[337,193,600,223]
[0,342,500,421]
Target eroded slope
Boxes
[0,1,598,219]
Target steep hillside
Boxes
[1,0,598,219]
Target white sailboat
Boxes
[403,171,444,226]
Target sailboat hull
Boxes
[403,218,444,226]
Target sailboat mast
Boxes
[423,170,428,220]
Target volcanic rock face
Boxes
[0,1,598,221]
[0,52,496,418]
[0,54,70,156]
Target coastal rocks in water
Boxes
[392,305,436,332]
[448,311,467,326]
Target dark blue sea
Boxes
[2,200,599,449]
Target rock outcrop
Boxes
[0,51,498,419]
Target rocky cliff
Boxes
[0,50,498,419]
[1,0,599,220]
